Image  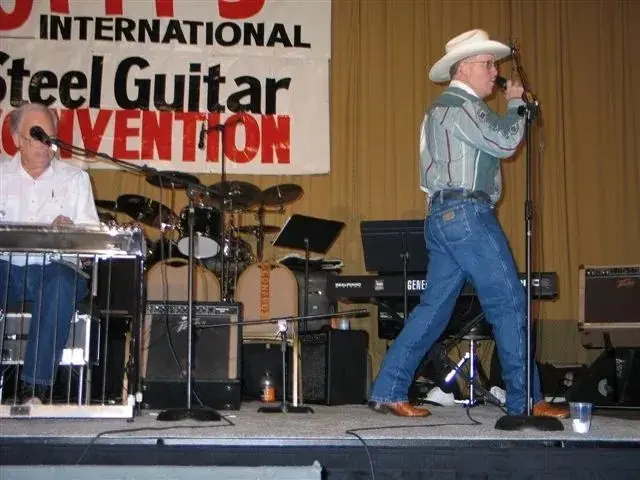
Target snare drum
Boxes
[146,258,221,302]
[235,262,298,339]
[176,206,222,259]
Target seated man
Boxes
[0,102,99,404]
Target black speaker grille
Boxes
[300,330,368,405]
[301,340,327,402]
[144,301,241,382]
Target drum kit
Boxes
[94,172,304,299]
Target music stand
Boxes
[273,214,345,331]
[360,220,427,323]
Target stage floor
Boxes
[2,402,640,479]
[1,401,639,447]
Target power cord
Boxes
[75,420,235,465]
[345,420,483,480]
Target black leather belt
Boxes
[430,189,492,205]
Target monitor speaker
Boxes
[300,329,368,405]
[141,302,242,410]
[566,349,640,408]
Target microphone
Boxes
[30,126,59,152]
[495,76,536,116]
[198,122,206,150]
[30,126,52,145]
[495,76,533,103]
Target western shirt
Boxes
[0,153,99,266]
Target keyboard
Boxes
[326,271,558,301]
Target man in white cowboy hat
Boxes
[368,29,569,419]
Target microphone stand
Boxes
[156,195,221,421]
[49,137,222,422]
[495,45,562,431]
[201,104,245,301]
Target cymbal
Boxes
[95,200,117,212]
[209,181,262,210]
[146,171,201,190]
[115,194,178,230]
[261,184,303,207]
[237,225,281,235]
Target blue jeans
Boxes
[369,197,542,415]
[0,260,88,386]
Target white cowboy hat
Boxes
[429,29,511,83]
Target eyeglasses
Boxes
[465,60,498,70]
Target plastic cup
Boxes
[569,402,593,433]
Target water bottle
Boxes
[260,370,276,403]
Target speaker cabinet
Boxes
[93,258,141,316]
[578,265,640,348]
[141,302,242,410]
[300,329,368,405]
[293,270,337,333]
[566,349,640,408]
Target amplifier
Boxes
[142,301,242,410]
[578,265,640,348]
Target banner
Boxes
[0,0,331,174]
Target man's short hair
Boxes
[9,103,59,135]
[449,60,462,79]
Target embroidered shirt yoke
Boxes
[419,85,526,204]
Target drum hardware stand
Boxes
[205,104,246,301]
[494,45,562,432]
[205,309,369,413]
[222,215,244,301]
[273,215,345,333]
[255,206,266,262]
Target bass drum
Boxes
[235,262,298,339]
[146,258,221,302]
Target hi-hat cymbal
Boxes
[146,171,201,189]
[115,194,178,230]
[95,200,117,212]
[209,181,262,210]
[261,184,303,207]
[237,224,281,235]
